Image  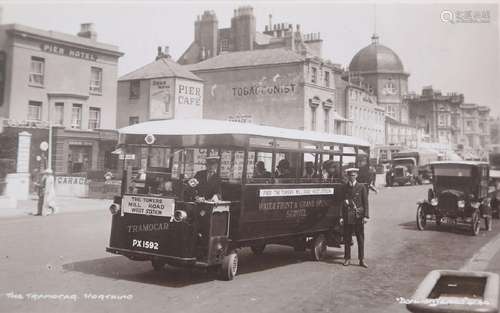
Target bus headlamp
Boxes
[430,198,438,206]
[457,200,465,208]
[173,210,188,222]
[109,203,120,215]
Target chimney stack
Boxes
[77,23,97,41]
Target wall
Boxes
[116,79,150,128]
[302,84,336,132]
[346,86,385,146]
[194,63,305,129]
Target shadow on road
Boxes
[398,220,480,236]
[62,246,345,287]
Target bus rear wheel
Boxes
[310,234,327,261]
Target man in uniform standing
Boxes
[341,168,369,268]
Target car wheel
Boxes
[416,204,427,230]
[219,251,238,281]
[471,210,481,236]
[310,234,327,261]
[151,260,165,271]
[250,244,266,255]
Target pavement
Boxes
[0,195,111,218]
[0,185,499,313]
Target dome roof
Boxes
[349,34,405,73]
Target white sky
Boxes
[1,1,499,116]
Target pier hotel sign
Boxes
[40,42,98,61]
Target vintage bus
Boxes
[106,119,370,280]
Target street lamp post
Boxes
[47,95,52,171]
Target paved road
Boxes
[0,185,499,313]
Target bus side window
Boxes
[275,151,300,181]
[246,151,273,183]
[322,154,341,181]
[342,155,357,176]
[220,149,245,183]
[302,152,320,179]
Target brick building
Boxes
[178,6,324,65]
[0,23,123,175]
[406,86,491,159]
[346,34,417,150]
[184,47,347,133]
[116,47,204,128]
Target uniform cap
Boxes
[323,160,336,169]
[345,167,359,173]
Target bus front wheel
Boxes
[151,260,165,271]
[219,251,238,281]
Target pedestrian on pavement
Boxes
[43,169,58,215]
[34,169,47,215]
[341,168,369,268]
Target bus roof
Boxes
[430,161,488,167]
[119,119,370,147]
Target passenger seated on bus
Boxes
[276,159,294,178]
[323,160,340,180]
[253,161,272,178]
[303,162,317,179]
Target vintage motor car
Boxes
[390,158,419,186]
[387,150,439,186]
[416,161,492,235]
[106,119,371,280]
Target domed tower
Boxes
[349,34,410,123]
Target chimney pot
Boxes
[77,23,97,40]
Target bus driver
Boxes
[192,156,223,202]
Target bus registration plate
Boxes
[122,195,175,217]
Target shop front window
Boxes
[68,146,92,174]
